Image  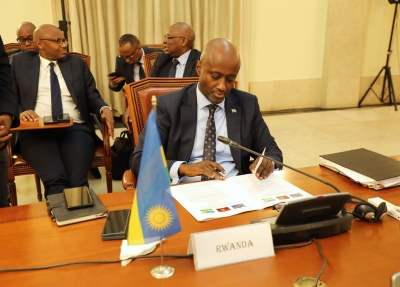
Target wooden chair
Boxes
[142,44,164,49]
[4,42,21,53]
[7,52,113,206]
[142,52,161,77]
[68,52,91,68]
[121,77,199,189]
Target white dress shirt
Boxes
[174,49,191,78]
[36,55,83,123]
[133,48,145,81]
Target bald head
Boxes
[170,22,195,46]
[163,22,196,57]
[17,22,36,34]
[196,38,240,104]
[16,21,37,52]
[34,24,68,61]
[34,24,62,41]
[200,38,241,69]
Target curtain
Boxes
[62,0,251,116]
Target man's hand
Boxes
[19,110,39,122]
[249,157,274,180]
[108,76,125,86]
[122,108,131,132]
[0,114,13,149]
[101,108,115,140]
[178,160,226,180]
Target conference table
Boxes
[1,161,400,287]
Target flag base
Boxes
[151,265,174,279]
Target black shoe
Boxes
[89,168,102,179]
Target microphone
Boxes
[217,135,347,214]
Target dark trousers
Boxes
[19,123,95,197]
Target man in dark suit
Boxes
[109,34,163,130]
[0,36,20,207]
[11,24,114,197]
[131,38,282,183]
[7,22,38,56]
[149,22,201,78]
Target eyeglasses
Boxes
[119,45,139,60]
[16,37,34,44]
[39,38,68,46]
[164,35,185,41]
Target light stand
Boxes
[59,0,71,52]
[358,2,398,111]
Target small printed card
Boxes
[187,223,275,271]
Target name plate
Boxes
[187,223,275,271]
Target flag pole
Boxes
[150,95,175,279]
[151,95,157,114]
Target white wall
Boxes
[0,0,54,44]
[362,1,399,76]
[250,0,328,81]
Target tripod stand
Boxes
[358,3,398,111]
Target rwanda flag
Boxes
[128,109,181,245]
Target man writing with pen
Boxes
[130,38,282,183]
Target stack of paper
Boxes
[320,148,400,190]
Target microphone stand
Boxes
[217,136,348,215]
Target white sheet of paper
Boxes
[171,173,311,221]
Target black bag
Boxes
[111,130,133,180]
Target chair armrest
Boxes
[122,169,137,190]
[101,117,111,158]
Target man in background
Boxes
[131,38,282,183]
[149,22,201,78]
[108,34,162,130]
[7,22,37,56]
[0,36,20,207]
[11,24,114,197]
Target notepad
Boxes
[46,188,107,226]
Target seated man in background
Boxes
[7,22,37,56]
[0,36,20,207]
[131,38,282,183]
[109,34,162,130]
[11,24,114,197]
[149,22,201,78]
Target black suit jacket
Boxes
[149,49,201,77]
[131,83,283,176]
[109,46,163,92]
[0,36,19,127]
[10,51,108,133]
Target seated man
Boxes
[131,38,282,183]
[7,22,37,56]
[109,34,162,130]
[0,36,20,207]
[149,22,201,78]
[11,24,114,197]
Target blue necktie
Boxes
[202,104,218,180]
[168,58,179,78]
[49,62,63,116]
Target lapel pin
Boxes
[231,109,237,113]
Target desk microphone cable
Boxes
[311,238,327,287]
[0,254,193,272]
[274,238,326,287]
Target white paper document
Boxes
[171,173,312,221]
